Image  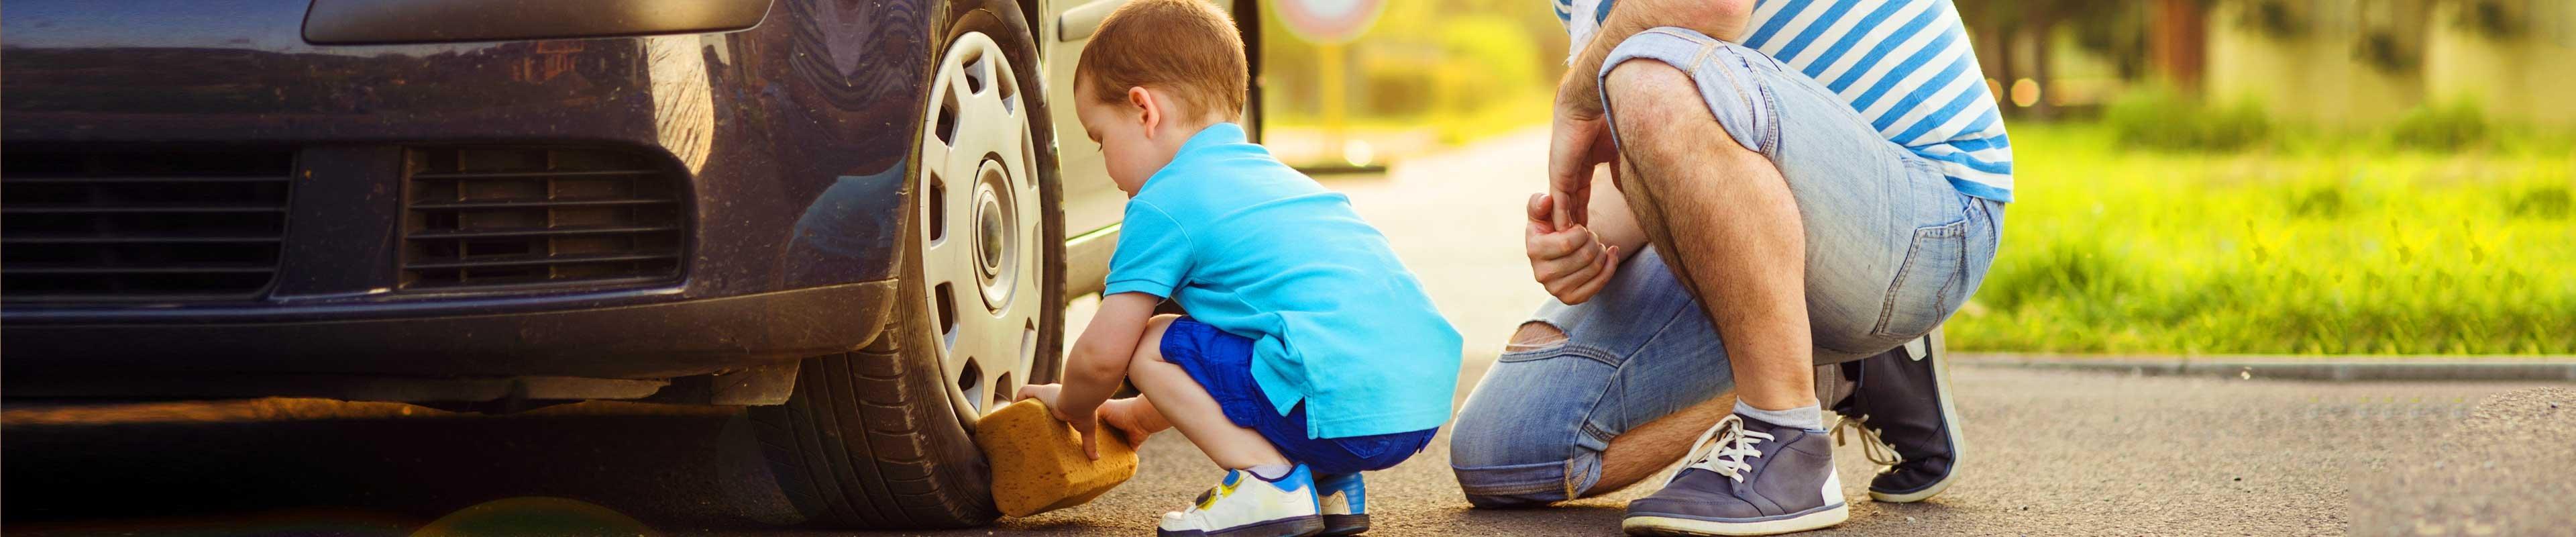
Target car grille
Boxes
[1,148,295,301]
[400,146,684,291]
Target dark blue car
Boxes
[0,0,1262,528]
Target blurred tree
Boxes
[2067,1,2151,80]
[1953,0,2112,118]
[2227,0,2310,37]
[2353,1,2432,74]
[2443,0,2528,39]
[2148,0,2207,91]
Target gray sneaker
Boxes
[1621,414,1847,536]
[1829,332,1964,503]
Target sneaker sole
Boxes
[1868,330,1964,504]
[1158,515,1326,537]
[1621,503,1849,536]
[1319,514,1370,536]
[1868,477,1953,503]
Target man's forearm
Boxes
[1560,0,1754,116]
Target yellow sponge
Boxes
[975,399,1139,517]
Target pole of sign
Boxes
[1318,41,1346,163]
[1275,0,1383,170]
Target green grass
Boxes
[1947,124,2576,355]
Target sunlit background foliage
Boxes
[1255,0,2574,354]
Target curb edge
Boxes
[1952,354,2576,382]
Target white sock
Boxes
[1246,464,1294,481]
[1735,400,1825,431]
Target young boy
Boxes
[1010,1,1462,536]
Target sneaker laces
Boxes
[1679,415,1772,482]
[1831,414,1904,467]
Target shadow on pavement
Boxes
[4,400,796,535]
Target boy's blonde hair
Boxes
[1075,0,1247,121]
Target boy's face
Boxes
[1073,80,1175,196]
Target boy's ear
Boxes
[1127,87,1161,137]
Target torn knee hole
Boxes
[1505,322,1569,353]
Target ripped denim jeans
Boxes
[1446,27,2003,507]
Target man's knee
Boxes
[1448,438,1581,508]
[1447,383,1589,508]
[1602,60,1703,137]
[1601,59,1746,197]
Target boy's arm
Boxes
[1053,292,1164,433]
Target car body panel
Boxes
[4,0,932,299]
[1044,0,1132,242]
[1,0,928,381]
[1036,0,1261,298]
[0,0,1252,399]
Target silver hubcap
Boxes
[918,32,1043,420]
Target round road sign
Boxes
[1274,0,1383,44]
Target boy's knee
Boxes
[1142,314,1182,339]
[1126,314,1185,374]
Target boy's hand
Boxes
[1097,397,1161,449]
[1526,192,1621,304]
[1015,383,1104,460]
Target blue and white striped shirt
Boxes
[1560,0,2013,202]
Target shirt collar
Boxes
[1177,122,1247,156]
[1140,122,1248,195]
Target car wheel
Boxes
[749,0,1064,528]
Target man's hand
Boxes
[1015,383,1104,460]
[1539,97,1617,305]
[1549,0,1753,225]
[1546,102,1617,229]
[1527,192,1621,304]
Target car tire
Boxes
[748,0,1065,529]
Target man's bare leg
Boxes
[1591,54,1851,536]
[1599,60,1816,416]
[1588,391,1738,495]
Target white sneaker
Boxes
[1157,465,1325,537]
[1314,471,1369,535]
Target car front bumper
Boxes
[3,280,896,399]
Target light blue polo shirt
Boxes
[1102,123,1464,439]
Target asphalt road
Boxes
[10,367,2568,536]
[9,132,2573,536]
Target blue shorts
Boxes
[1158,318,1436,475]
